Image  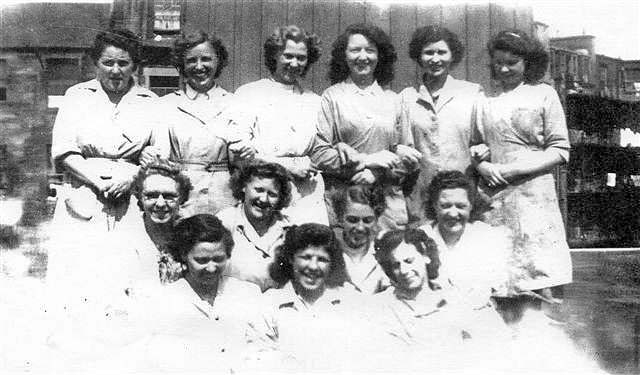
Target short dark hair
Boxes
[229,160,292,211]
[409,25,464,67]
[170,214,234,260]
[488,29,549,83]
[172,30,229,79]
[425,170,476,220]
[264,25,321,76]
[134,158,192,209]
[90,28,141,67]
[374,229,440,281]
[332,184,386,219]
[328,23,397,86]
[269,223,347,287]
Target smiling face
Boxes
[388,241,428,292]
[419,40,453,79]
[434,188,472,241]
[183,241,229,288]
[96,45,135,94]
[273,39,308,85]
[183,41,219,93]
[291,245,332,297]
[345,33,378,83]
[491,49,525,90]
[340,201,377,250]
[242,176,281,224]
[141,174,181,225]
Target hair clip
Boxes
[506,32,522,38]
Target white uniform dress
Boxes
[48,79,157,298]
[234,78,328,225]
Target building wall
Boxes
[121,0,534,93]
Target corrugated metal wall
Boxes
[179,0,533,93]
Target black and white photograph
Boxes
[1,0,639,373]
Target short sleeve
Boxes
[542,86,570,162]
[51,88,84,172]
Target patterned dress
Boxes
[472,82,572,290]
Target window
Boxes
[45,58,81,95]
[154,0,181,34]
[149,75,179,96]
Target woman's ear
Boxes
[424,255,431,265]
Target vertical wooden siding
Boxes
[181,0,533,93]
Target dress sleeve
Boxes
[398,90,416,148]
[147,100,172,159]
[542,86,570,163]
[469,94,486,147]
[308,92,345,172]
[51,88,83,171]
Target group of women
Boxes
[34,22,598,372]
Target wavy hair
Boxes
[170,214,235,260]
[229,160,292,211]
[134,158,192,210]
[488,29,549,83]
[374,228,440,281]
[264,25,321,76]
[425,170,478,221]
[90,28,141,68]
[269,223,347,287]
[332,184,386,219]
[328,23,397,86]
[172,30,229,79]
[409,25,465,67]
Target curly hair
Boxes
[332,184,386,219]
[134,158,193,210]
[408,25,464,67]
[264,25,321,76]
[170,214,235,261]
[229,160,292,211]
[90,28,141,67]
[328,23,397,86]
[374,228,440,281]
[487,29,549,83]
[269,223,347,287]
[425,170,477,221]
[172,30,229,79]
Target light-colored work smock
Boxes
[154,84,249,218]
[342,242,390,294]
[48,79,157,296]
[234,78,328,225]
[216,203,290,291]
[310,79,412,230]
[260,282,373,372]
[420,220,512,301]
[472,82,572,290]
[400,75,483,223]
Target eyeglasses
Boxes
[344,215,376,225]
[143,192,179,203]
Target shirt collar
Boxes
[345,78,384,96]
[89,78,152,103]
[268,77,305,95]
[183,83,226,101]
[392,286,447,317]
[342,243,378,272]
[274,282,344,311]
